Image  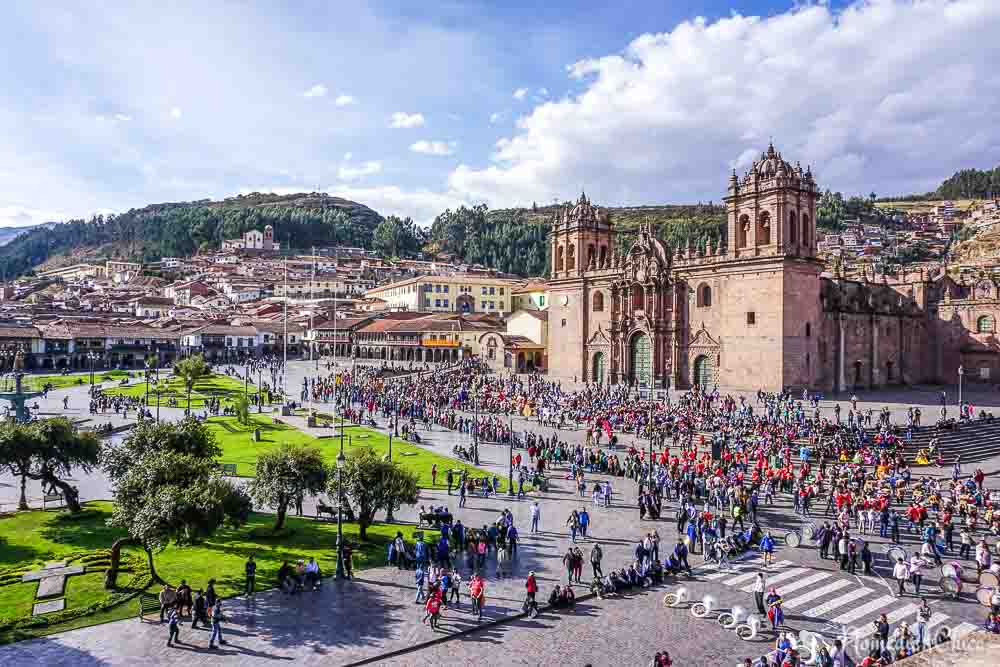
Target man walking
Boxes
[530,501,540,533]
[578,507,590,539]
[590,543,603,579]
[209,600,227,649]
[752,572,766,614]
[893,557,909,596]
[245,554,257,596]
[166,607,180,646]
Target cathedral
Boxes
[546,144,1000,392]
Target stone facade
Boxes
[547,144,1000,392]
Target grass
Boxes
[0,502,418,644]
[104,373,259,410]
[19,371,134,392]
[206,414,504,489]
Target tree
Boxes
[247,443,328,531]
[233,394,250,426]
[101,418,250,588]
[0,422,37,510]
[372,215,423,259]
[174,354,211,412]
[25,418,101,513]
[327,448,419,539]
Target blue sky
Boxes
[1,0,999,227]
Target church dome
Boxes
[752,143,795,179]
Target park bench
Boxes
[136,593,160,621]
[316,502,343,521]
[42,493,64,510]
[219,463,238,476]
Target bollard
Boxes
[737,614,761,640]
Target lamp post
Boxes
[144,361,150,406]
[958,365,965,414]
[257,365,264,413]
[472,384,480,465]
[155,382,162,422]
[87,351,97,386]
[393,392,399,437]
[335,437,346,580]
[507,413,514,497]
[647,400,654,492]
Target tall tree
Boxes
[25,418,101,513]
[101,418,250,588]
[327,447,419,539]
[0,422,37,510]
[174,354,211,412]
[247,443,329,531]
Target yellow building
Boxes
[365,275,525,315]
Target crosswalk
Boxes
[695,552,975,645]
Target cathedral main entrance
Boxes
[592,352,606,385]
[630,333,651,387]
[693,354,713,387]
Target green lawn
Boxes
[104,373,259,410]
[207,414,504,489]
[0,502,417,644]
[19,371,134,392]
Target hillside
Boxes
[0,193,383,278]
[0,223,50,247]
[427,202,725,277]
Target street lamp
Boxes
[392,392,399,437]
[87,351,98,386]
[335,440,346,580]
[507,413,514,497]
[647,400,655,492]
[958,365,965,414]
[144,361,150,406]
[472,384,480,465]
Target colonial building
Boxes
[547,144,1000,392]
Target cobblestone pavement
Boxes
[0,362,997,665]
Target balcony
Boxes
[423,339,460,348]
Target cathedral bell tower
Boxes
[550,192,613,279]
[725,143,818,260]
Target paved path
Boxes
[0,362,997,665]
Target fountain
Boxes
[0,347,44,423]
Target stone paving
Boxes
[0,362,998,665]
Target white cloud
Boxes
[537,87,549,96]
[303,84,327,98]
[169,107,182,119]
[450,1,1000,207]
[0,204,70,227]
[337,160,382,181]
[488,111,505,124]
[113,113,132,122]
[410,140,457,156]
[334,94,356,107]
[389,112,426,128]
[343,152,353,161]
[513,87,528,100]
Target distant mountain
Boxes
[0,193,384,278]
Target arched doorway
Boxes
[692,354,713,387]
[629,333,651,387]
[592,352,606,385]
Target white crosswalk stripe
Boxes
[828,594,895,625]
[883,603,919,625]
[764,571,831,596]
[700,554,759,580]
[721,560,793,587]
[783,579,851,609]
[950,622,979,640]
[802,587,873,618]
[739,567,811,592]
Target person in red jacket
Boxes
[423,594,441,630]
[524,571,539,616]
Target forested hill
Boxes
[0,193,383,277]
[427,202,726,277]
[879,164,1000,202]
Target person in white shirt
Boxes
[893,557,909,596]
[908,554,926,595]
[752,572,766,614]
[304,557,320,589]
[530,501,541,533]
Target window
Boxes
[539,296,545,306]
[424,299,431,307]
[435,285,441,293]
[489,301,495,309]
[443,299,449,307]
[593,291,605,312]
[977,315,995,333]
[805,322,811,338]
[561,318,567,327]
[747,312,756,326]
[481,301,487,309]
[499,302,504,310]
[435,299,441,307]
[482,287,487,295]
[696,284,712,308]
[980,367,991,380]
[499,288,505,295]
[489,287,495,295]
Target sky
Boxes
[2,0,1000,228]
